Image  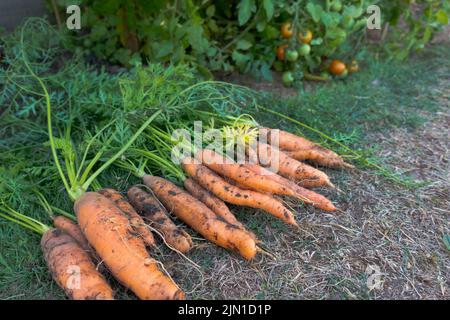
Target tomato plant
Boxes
[378,0,450,60]
[48,0,447,85]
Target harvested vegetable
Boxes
[0,206,114,300]
[199,149,335,211]
[254,142,334,188]
[42,228,114,300]
[143,175,258,260]
[183,178,252,234]
[52,215,92,253]
[181,158,298,226]
[244,163,336,211]
[75,192,185,299]
[127,186,193,253]
[98,188,156,247]
[261,128,354,169]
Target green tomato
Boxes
[282,71,295,86]
[331,1,342,12]
[298,44,311,56]
[286,49,299,62]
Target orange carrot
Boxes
[143,175,257,260]
[181,158,298,226]
[52,215,92,253]
[75,192,185,300]
[183,178,256,240]
[261,128,354,169]
[244,163,336,211]
[41,228,114,300]
[198,149,335,211]
[98,188,155,247]
[127,186,193,253]
[254,142,334,188]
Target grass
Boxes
[0,19,449,299]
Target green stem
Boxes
[0,211,42,234]
[20,20,72,199]
[76,120,116,181]
[81,109,162,194]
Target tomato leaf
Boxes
[263,0,274,20]
[237,0,257,26]
[236,39,253,50]
[259,63,273,81]
[306,3,323,23]
[310,37,323,46]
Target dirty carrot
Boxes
[98,188,155,247]
[183,178,254,237]
[127,186,193,253]
[254,142,334,188]
[52,215,92,253]
[0,206,114,300]
[42,228,114,300]
[199,149,335,211]
[261,128,354,169]
[143,175,257,260]
[181,158,298,226]
[75,192,185,300]
[244,163,336,211]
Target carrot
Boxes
[254,142,334,188]
[143,175,257,260]
[183,178,256,240]
[261,128,354,169]
[75,192,185,300]
[181,158,298,226]
[98,188,156,247]
[198,149,335,211]
[284,149,354,169]
[52,215,92,253]
[42,228,114,300]
[244,163,336,211]
[127,186,193,253]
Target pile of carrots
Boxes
[0,39,356,300]
[1,126,353,300]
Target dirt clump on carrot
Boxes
[75,192,185,300]
[127,186,193,253]
[42,228,114,300]
[143,175,258,260]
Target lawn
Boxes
[0,21,449,300]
